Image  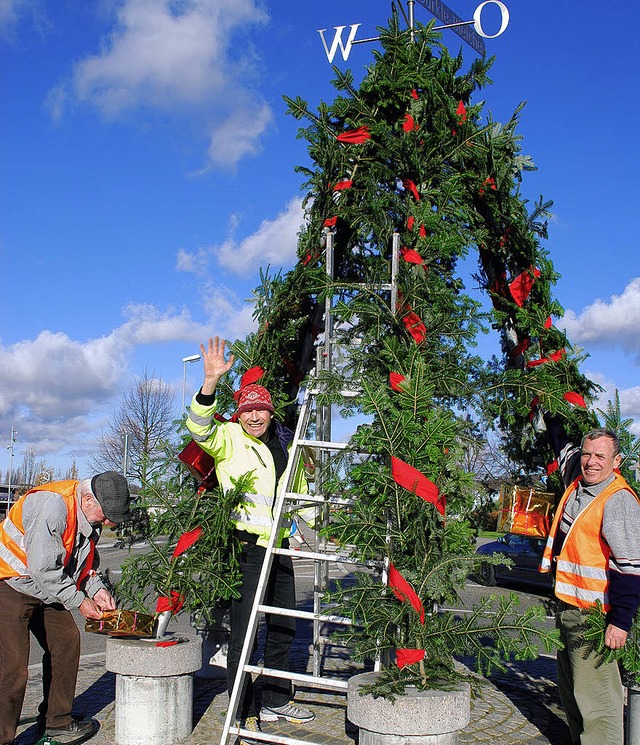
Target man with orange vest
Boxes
[0,472,131,745]
[540,417,640,745]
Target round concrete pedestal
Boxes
[347,672,470,745]
[106,636,202,745]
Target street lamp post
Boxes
[182,354,202,412]
[6,425,16,513]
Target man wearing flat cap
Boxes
[0,471,131,745]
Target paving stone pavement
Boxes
[14,552,572,744]
[15,642,572,745]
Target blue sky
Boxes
[1,0,639,477]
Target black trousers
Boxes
[0,581,81,743]
[227,541,296,720]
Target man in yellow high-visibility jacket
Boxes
[186,336,314,744]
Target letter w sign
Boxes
[317,24,361,63]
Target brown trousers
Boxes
[0,581,80,743]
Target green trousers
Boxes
[556,606,624,745]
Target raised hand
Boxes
[200,336,235,395]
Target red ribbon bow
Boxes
[402,179,421,201]
[401,247,424,265]
[391,457,445,516]
[396,648,426,669]
[389,372,406,392]
[172,527,204,559]
[388,563,425,624]
[333,179,353,191]
[402,114,417,132]
[509,266,541,307]
[336,126,371,143]
[563,391,587,408]
[156,591,185,614]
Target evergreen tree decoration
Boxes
[115,445,247,626]
[225,18,584,693]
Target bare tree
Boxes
[88,367,177,485]
[20,447,38,487]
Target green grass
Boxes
[477,530,502,539]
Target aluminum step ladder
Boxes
[220,232,399,745]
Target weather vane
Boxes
[318,0,509,63]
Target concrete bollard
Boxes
[106,636,202,745]
[347,672,470,744]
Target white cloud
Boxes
[48,0,272,167]
[561,277,640,362]
[206,103,273,169]
[0,0,46,38]
[0,289,254,469]
[214,197,304,274]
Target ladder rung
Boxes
[244,664,349,691]
[309,387,361,398]
[274,546,382,568]
[297,439,350,450]
[284,491,355,506]
[236,725,338,745]
[257,604,352,625]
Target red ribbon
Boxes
[407,216,415,231]
[389,372,406,392]
[396,648,425,669]
[528,396,539,423]
[419,224,426,238]
[156,591,185,614]
[509,266,541,307]
[401,247,424,265]
[479,176,496,195]
[563,391,587,408]
[323,216,337,227]
[402,179,421,201]
[172,527,204,559]
[388,563,425,623]
[402,311,427,344]
[526,349,565,368]
[546,460,559,476]
[510,337,530,359]
[544,316,553,329]
[411,89,419,100]
[456,100,467,122]
[391,457,445,516]
[333,179,353,191]
[402,113,417,132]
[336,126,371,143]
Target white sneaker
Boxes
[260,701,315,723]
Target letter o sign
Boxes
[473,1,510,39]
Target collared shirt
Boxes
[7,488,103,609]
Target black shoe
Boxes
[44,715,98,738]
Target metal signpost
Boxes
[318,0,509,63]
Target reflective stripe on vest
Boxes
[542,473,638,611]
[0,481,79,580]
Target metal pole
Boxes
[626,686,640,744]
[408,0,415,41]
[6,425,16,513]
[122,433,130,477]
[181,354,201,412]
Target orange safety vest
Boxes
[541,472,639,611]
[0,480,94,587]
